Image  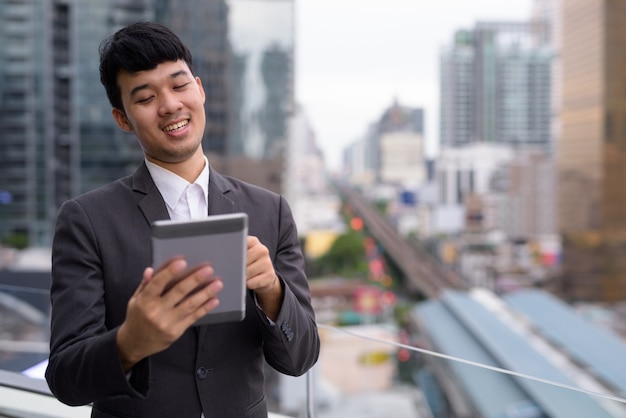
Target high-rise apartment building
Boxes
[558,0,626,302]
[440,21,552,149]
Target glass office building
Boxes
[0,1,47,245]
[558,0,626,302]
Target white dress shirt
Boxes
[145,157,209,221]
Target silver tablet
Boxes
[151,213,248,326]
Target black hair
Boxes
[98,21,194,111]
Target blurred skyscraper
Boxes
[439,21,552,149]
[220,0,294,193]
[0,1,52,246]
[0,0,294,247]
[376,101,426,186]
[344,100,425,188]
[558,0,626,302]
[0,0,151,246]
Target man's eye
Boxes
[136,96,154,104]
[174,83,190,90]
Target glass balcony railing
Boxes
[3,321,626,417]
[312,322,626,418]
[2,278,626,417]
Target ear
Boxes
[195,76,206,105]
[112,108,133,132]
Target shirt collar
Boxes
[145,156,210,212]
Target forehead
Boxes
[117,60,192,92]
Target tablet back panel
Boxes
[151,213,248,325]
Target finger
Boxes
[141,267,154,284]
[179,278,223,310]
[188,298,220,324]
[246,251,272,277]
[165,264,215,306]
[131,268,155,299]
[146,258,188,297]
[247,272,277,292]
[175,279,223,323]
[245,257,275,288]
[247,236,259,249]
[246,239,268,267]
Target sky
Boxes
[295,0,534,171]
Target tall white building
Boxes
[434,144,514,235]
[440,21,552,149]
[432,143,556,239]
[379,130,426,187]
[344,100,426,189]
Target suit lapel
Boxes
[132,162,170,225]
[207,170,235,216]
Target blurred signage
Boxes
[350,216,364,231]
[0,190,12,205]
[359,350,390,366]
[353,286,381,315]
[400,190,417,206]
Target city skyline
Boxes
[295,0,533,170]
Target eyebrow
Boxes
[129,69,190,98]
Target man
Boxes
[45,22,320,418]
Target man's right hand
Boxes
[116,258,223,372]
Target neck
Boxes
[148,148,206,183]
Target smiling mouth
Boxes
[163,119,189,132]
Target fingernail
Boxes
[211,280,223,292]
[173,259,187,270]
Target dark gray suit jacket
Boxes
[45,163,320,418]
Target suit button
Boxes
[196,367,209,379]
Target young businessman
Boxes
[45,21,320,418]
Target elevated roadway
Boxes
[339,185,468,298]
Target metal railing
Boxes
[3,281,626,418]
[0,369,293,418]
[3,323,626,418]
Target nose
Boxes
[158,90,182,116]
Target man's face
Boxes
[112,60,206,166]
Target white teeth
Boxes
[163,120,188,132]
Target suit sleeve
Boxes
[256,196,320,376]
[45,199,149,406]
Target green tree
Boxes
[2,231,29,250]
[313,230,368,278]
